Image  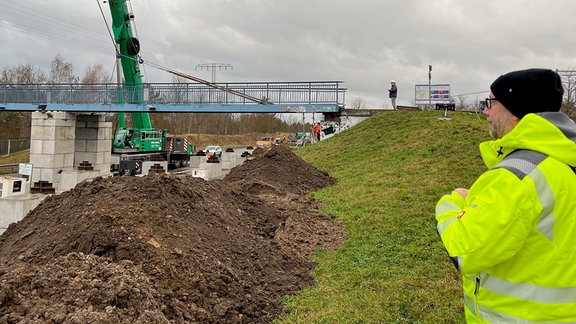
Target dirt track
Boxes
[0,146,347,323]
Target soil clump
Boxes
[0,145,347,323]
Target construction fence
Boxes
[0,139,30,156]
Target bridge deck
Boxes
[0,81,345,113]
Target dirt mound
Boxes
[0,145,347,323]
[225,146,335,195]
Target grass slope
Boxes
[279,110,490,323]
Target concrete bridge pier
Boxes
[30,112,113,192]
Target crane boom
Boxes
[107,0,151,129]
[105,0,194,175]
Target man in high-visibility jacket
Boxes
[435,68,576,322]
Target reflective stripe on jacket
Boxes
[436,112,576,323]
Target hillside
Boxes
[285,109,490,322]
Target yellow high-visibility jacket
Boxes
[436,112,576,323]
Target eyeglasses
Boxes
[484,97,498,109]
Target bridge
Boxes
[0,81,346,114]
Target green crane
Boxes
[106,0,193,174]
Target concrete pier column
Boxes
[74,114,113,175]
[30,111,77,186]
[30,112,113,192]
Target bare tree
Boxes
[50,55,78,84]
[351,97,365,109]
[81,64,109,84]
[0,64,46,139]
[557,68,576,119]
[0,64,47,84]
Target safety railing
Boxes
[0,81,346,107]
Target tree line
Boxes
[0,55,309,140]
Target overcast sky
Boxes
[1,0,575,109]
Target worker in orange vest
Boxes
[313,122,321,142]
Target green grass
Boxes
[0,149,29,164]
[277,110,489,323]
[0,149,29,174]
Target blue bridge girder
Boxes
[0,81,346,113]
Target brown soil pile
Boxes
[0,145,347,323]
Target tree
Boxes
[557,68,576,119]
[81,64,109,84]
[351,97,365,109]
[0,64,46,84]
[0,64,47,139]
[50,55,78,84]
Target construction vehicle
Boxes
[106,0,193,175]
[256,137,274,148]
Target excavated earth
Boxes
[0,146,347,323]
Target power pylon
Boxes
[195,63,233,83]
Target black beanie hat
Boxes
[489,68,564,119]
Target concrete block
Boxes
[203,163,222,180]
[75,152,97,165]
[30,154,54,168]
[98,127,113,140]
[86,139,111,152]
[30,139,43,153]
[59,172,80,192]
[38,168,55,183]
[191,169,207,179]
[190,156,202,168]
[0,194,47,235]
[64,153,75,168]
[76,128,99,140]
[221,153,232,163]
[221,161,233,170]
[38,125,56,140]
[42,140,75,155]
[75,139,88,152]
[100,152,111,165]
[0,177,26,198]
[52,154,65,168]
[40,140,56,154]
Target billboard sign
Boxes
[415,84,451,104]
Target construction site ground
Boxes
[0,145,347,323]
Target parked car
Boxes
[295,134,312,146]
[202,145,222,157]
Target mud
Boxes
[0,145,347,323]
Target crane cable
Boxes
[96,0,126,86]
[95,0,118,54]
[126,0,148,83]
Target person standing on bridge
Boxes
[435,68,576,322]
[388,80,397,110]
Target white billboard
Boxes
[415,84,451,104]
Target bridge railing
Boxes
[0,81,346,106]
